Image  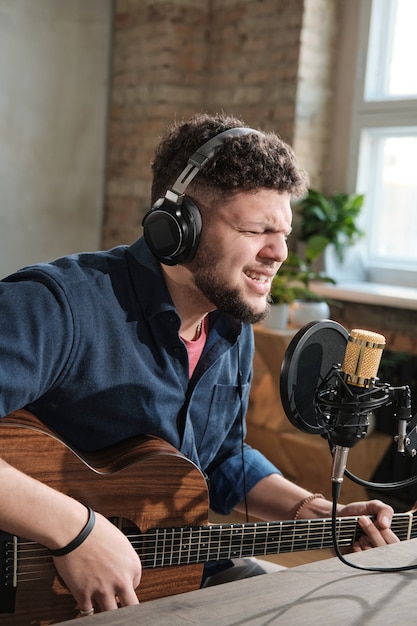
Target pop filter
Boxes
[280,320,349,435]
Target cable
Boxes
[344,468,417,491]
[237,338,249,523]
[331,483,417,573]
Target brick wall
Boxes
[294,0,339,188]
[104,0,210,247]
[207,0,304,139]
[329,301,417,356]
[103,0,339,248]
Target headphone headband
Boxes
[170,127,261,197]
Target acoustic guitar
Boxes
[0,410,415,625]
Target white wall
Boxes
[0,0,112,278]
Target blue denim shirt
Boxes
[0,238,279,514]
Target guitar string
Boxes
[13,515,413,557]
[12,518,363,562]
[10,514,415,580]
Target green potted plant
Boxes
[276,252,334,297]
[296,188,365,272]
[269,273,297,305]
[264,253,334,330]
[263,271,296,330]
[277,252,335,327]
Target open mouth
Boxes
[244,270,273,294]
[244,270,272,284]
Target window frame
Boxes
[330,0,417,289]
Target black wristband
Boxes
[49,506,96,557]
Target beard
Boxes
[192,246,270,325]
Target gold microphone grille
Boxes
[342,329,386,387]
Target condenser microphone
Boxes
[325,329,386,492]
[281,320,416,499]
[280,321,391,498]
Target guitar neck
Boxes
[138,511,417,568]
[3,508,416,618]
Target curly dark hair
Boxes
[151,112,308,204]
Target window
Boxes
[365,0,417,100]
[347,0,417,288]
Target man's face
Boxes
[191,189,292,324]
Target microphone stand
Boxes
[314,365,417,573]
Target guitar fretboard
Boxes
[4,511,416,588]
[130,513,416,568]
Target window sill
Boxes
[311,281,417,311]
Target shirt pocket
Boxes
[195,381,250,460]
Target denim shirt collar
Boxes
[127,237,242,346]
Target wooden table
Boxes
[57,538,417,625]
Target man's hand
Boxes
[52,512,142,614]
[337,499,400,551]
[0,460,141,615]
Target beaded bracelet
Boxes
[293,493,325,520]
[49,506,96,557]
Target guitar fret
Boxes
[219,524,231,560]
[161,528,167,567]
[296,519,310,551]
[228,523,233,559]
[216,525,222,561]
[402,513,413,541]
[252,524,259,557]
[176,528,181,565]
[197,528,209,563]
[263,523,269,555]
[185,527,195,565]
[291,519,296,553]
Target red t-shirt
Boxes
[182,317,208,377]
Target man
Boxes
[0,113,398,616]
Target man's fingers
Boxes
[116,588,140,608]
[356,515,400,549]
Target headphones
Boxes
[142,126,261,265]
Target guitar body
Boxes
[0,411,209,625]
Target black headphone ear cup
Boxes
[142,195,202,266]
[179,196,202,262]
